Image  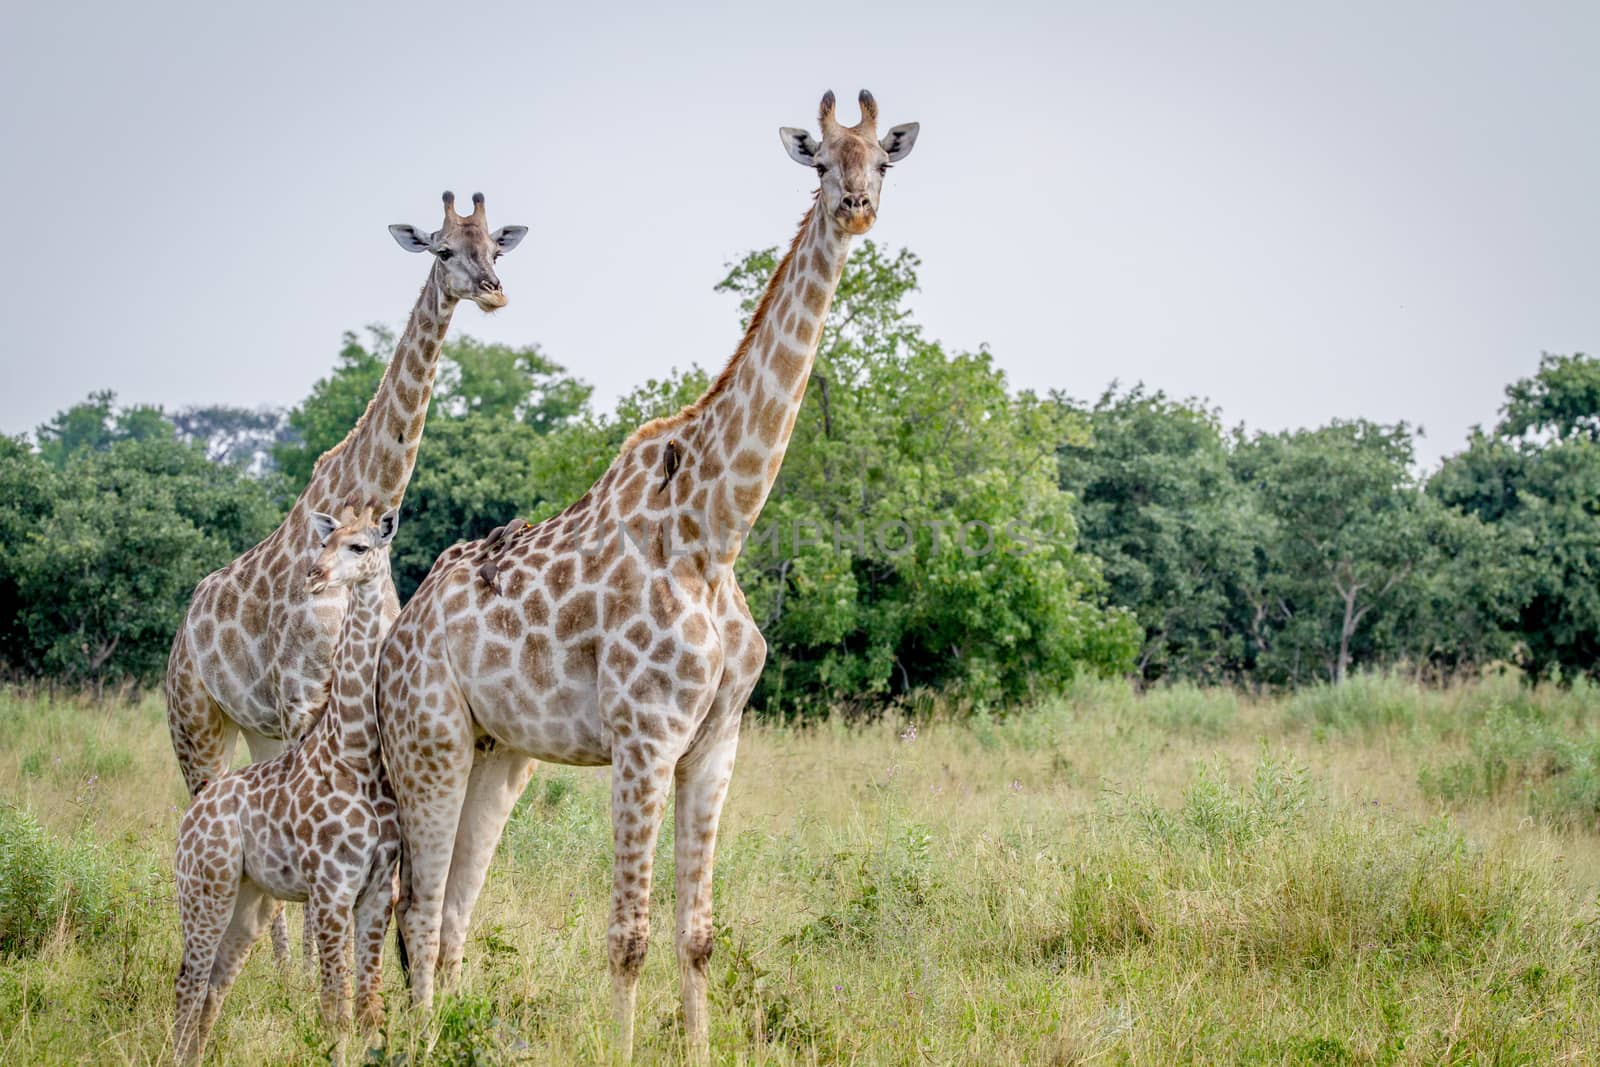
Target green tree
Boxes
[1371,502,1520,676]
[169,405,290,472]
[1500,351,1600,442]
[0,419,281,688]
[712,242,1136,712]
[0,438,57,671]
[1056,385,1264,682]
[1233,421,1427,684]
[34,390,174,467]
[435,336,593,431]
[1431,354,1600,677]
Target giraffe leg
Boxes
[239,729,300,968]
[353,868,396,1035]
[608,742,675,1064]
[391,702,474,1010]
[174,880,235,1067]
[174,811,252,1067]
[302,901,318,973]
[166,638,238,798]
[674,733,740,1065]
[262,900,292,971]
[192,882,278,1063]
[438,747,537,985]
[310,884,358,1057]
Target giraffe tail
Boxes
[394,839,413,984]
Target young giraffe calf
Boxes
[173,504,403,1066]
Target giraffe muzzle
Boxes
[473,278,507,311]
[837,196,876,234]
[305,570,330,594]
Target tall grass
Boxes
[1,680,1598,1064]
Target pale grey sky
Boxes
[2,1,1595,469]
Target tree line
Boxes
[1,243,1594,711]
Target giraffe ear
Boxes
[388,225,434,253]
[780,127,821,166]
[492,226,528,254]
[374,508,401,546]
[880,123,919,163]
[310,512,340,543]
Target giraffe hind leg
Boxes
[673,733,740,1065]
[193,883,278,1062]
[166,664,238,800]
[438,747,537,985]
[607,739,677,1064]
[390,688,475,1010]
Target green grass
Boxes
[2,678,1599,1063]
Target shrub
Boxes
[0,806,120,956]
[1420,709,1600,828]
[1287,673,1419,732]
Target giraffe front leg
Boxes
[609,742,675,1064]
[439,747,537,985]
[310,886,358,1058]
[353,870,395,1035]
[674,732,740,1065]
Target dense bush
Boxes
[0,805,121,957]
[0,426,280,689]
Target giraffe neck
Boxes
[683,201,851,561]
[300,263,456,516]
[319,573,389,768]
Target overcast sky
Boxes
[2,1,1595,470]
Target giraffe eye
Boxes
[349,544,369,555]
[436,249,453,261]
[814,163,827,176]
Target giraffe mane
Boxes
[621,196,820,450]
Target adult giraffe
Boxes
[166,191,525,959]
[378,92,919,1061]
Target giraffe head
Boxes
[388,192,528,311]
[305,505,400,594]
[781,90,919,235]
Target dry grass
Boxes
[2,675,1599,1064]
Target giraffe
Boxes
[165,191,525,961]
[172,503,403,1067]
[377,91,919,1061]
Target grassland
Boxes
[3,675,1600,1064]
